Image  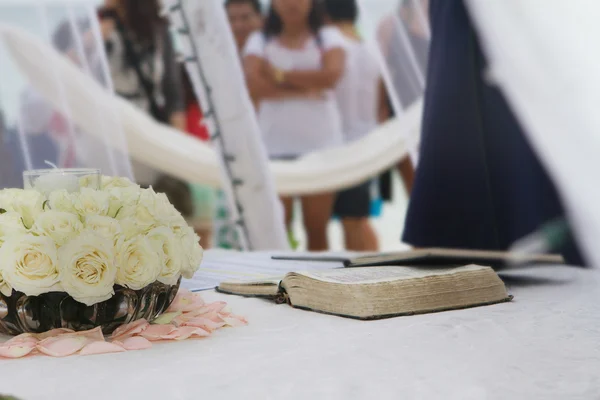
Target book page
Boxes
[294,265,487,285]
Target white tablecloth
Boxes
[1,266,599,400]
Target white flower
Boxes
[48,190,78,214]
[0,188,24,211]
[107,186,140,219]
[116,235,161,290]
[0,235,60,296]
[146,227,182,285]
[32,211,83,246]
[0,212,28,246]
[0,269,13,297]
[180,227,203,279]
[116,188,160,236]
[58,231,117,306]
[101,176,138,190]
[74,188,110,217]
[1,190,44,229]
[79,175,100,189]
[84,215,122,244]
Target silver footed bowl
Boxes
[0,278,181,336]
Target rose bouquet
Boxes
[0,176,203,332]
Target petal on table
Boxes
[138,324,177,341]
[37,335,88,357]
[0,342,37,358]
[37,328,75,340]
[170,326,210,340]
[152,312,182,325]
[168,290,205,313]
[80,341,126,356]
[116,336,153,351]
[181,317,225,332]
[111,319,149,340]
[5,333,39,345]
[223,315,249,327]
[68,326,105,342]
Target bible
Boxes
[217,265,512,320]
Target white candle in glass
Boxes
[33,172,81,194]
[23,168,100,194]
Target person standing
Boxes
[323,0,380,251]
[99,0,194,219]
[243,0,346,251]
[402,0,584,265]
[225,0,263,54]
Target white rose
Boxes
[0,235,60,296]
[101,176,138,190]
[154,192,184,225]
[48,190,78,214]
[146,227,182,285]
[79,175,100,189]
[180,227,204,279]
[107,186,140,218]
[32,210,83,246]
[58,231,117,306]
[0,189,24,211]
[85,215,122,244]
[0,212,28,246]
[0,269,13,297]
[116,236,161,290]
[2,190,44,229]
[116,188,159,235]
[74,188,110,217]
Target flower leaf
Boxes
[113,206,124,219]
[0,208,6,214]
[42,200,50,210]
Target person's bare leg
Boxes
[397,156,415,194]
[301,192,335,251]
[342,218,379,252]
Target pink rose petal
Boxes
[5,333,39,346]
[111,319,149,340]
[138,324,177,341]
[37,328,75,340]
[204,302,228,314]
[170,326,210,340]
[37,335,88,357]
[0,342,37,358]
[182,317,225,333]
[168,290,206,313]
[223,315,249,327]
[115,336,153,351]
[80,341,126,356]
[152,312,182,325]
[70,326,105,342]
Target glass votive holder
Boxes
[23,168,101,195]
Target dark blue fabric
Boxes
[402,0,585,265]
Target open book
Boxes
[272,247,564,269]
[217,265,512,320]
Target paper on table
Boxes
[181,250,347,292]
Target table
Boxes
[1,266,599,400]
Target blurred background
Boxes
[0,0,428,253]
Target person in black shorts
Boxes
[325,0,379,251]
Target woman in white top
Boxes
[244,0,346,251]
[325,0,384,252]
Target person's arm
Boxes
[244,55,313,102]
[275,47,345,90]
[378,79,392,123]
